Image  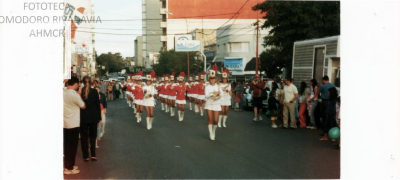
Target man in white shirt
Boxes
[63,76,86,175]
[282,78,298,129]
[120,79,127,99]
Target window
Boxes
[223,43,227,53]
[228,42,249,52]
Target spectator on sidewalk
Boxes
[114,81,121,99]
[120,79,127,99]
[250,74,266,122]
[235,81,244,111]
[318,75,337,140]
[99,80,106,94]
[268,92,280,128]
[278,81,285,127]
[282,78,299,129]
[298,81,310,128]
[63,76,85,175]
[107,82,113,101]
[80,76,102,162]
[306,79,319,129]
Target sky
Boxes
[94,0,142,58]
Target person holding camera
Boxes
[250,74,266,122]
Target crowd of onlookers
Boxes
[63,76,114,175]
[227,75,341,149]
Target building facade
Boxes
[134,36,144,67]
[142,0,164,68]
[204,22,269,81]
[164,0,264,51]
[292,36,340,88]
[64,0,96,79]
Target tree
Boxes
[253,1,340,78]
[96,52,125,76]
[152,50,204,77]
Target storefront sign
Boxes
[224,58,243,73]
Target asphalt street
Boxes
[66,98,340,179]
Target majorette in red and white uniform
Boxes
[125,75,134,107]
[163,74,170,113]
[167,72,177,116]
[186,75,194,110]
[196,71,207,116]
[205,65,224,140]
[192,74,199,113]
[174,72,189,121]
[218,68,231,128]
[143,71,157,130]
[157,76,165,110]
[132,71,144,123]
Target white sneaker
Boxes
[259,116,263,121]
[253,117,258,122]
[64,168,80,175]
[73,166,78,170]
[272,124,278,128]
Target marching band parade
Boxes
[116,65,231,140]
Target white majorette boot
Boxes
[208,124,213,140]
[161,103,164,110]
[178,110,181,121]
[172,107,175,116]
[181,111,185,121]
[200,107,204,116]
[166,105,169,113]
[189,102,192,110]
[128,101,131,107]
[195,104,199,113]
[136,112,140,123]
[139,113,143,122]
[133,106,137,113]
[218,115,223,128]
[170,107,173,116]
[149,117,154,129]
[146,117,150,130]
[223,116,228,128]
[212,125,217,140]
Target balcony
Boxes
[160,22,167,28]
[160,8,166,15]
[160,36,167,42]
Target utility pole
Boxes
[255,0,259,75]
[256,20,259,75]
[187,52,190,76]
[256,0,259,75]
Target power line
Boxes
[78,26,254,31]
[198,0,250,36]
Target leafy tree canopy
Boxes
[96,52,125,76]
[253,1,340,78]
[152,50,204,77]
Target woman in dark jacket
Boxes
[80,76,101,161]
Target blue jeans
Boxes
[294,98,299,119]
[309,100,318,127]
[96,123,102,140]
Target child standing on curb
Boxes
[268,92,280,128]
